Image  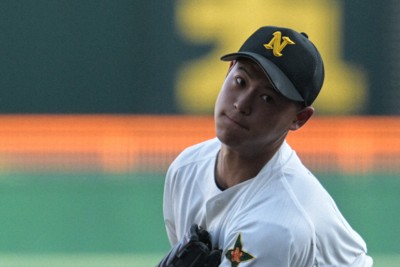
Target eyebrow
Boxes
[237,65,254,79]
[237,64,276,93]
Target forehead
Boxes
[234,58,299,106]
[236,58,264,74]
[234,58,273,87]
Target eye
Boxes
[235,77,246,87]
[261,94,273,103]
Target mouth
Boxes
[225,114,249,130]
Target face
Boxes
[214,58,307,153]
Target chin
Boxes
[216,129,245,148]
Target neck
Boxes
[215,142,283,189]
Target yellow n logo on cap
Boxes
[264,31,295,57]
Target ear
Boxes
[290,106,314,131]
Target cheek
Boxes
[255,113,292,136]
[214,90,228,125]
[272,113,297,133]
[215,86,233,111]
[214,92,223,117]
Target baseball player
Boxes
[158,26,373,267]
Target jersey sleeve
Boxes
[219,223,315,267]
[163,163,178,246]
[350,253,373,267]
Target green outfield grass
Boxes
[0,172,398,265]
[0,253,163,267]
[0,173,170,253]
[0,253,399,267]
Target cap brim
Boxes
[221,52,304,103]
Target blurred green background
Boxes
[0,0,398,115]
[0,0,399,266]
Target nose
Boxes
[233,91,253,115]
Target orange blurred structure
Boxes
[0,115,398,174]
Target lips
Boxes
[225,114,249,130]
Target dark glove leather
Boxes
[157,224,221,267]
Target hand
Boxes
[157,224,222,267]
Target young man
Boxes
[159,26,373,266]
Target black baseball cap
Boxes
[221,26,325,106]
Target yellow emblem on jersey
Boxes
[264,31,295,57]
[225,233,255,266]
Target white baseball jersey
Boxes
[163,138,373,266]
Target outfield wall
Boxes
[0,115,398,174]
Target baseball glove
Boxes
[157,224,222,267]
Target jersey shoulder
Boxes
[168,138,220,172]
[281,147,371,266]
